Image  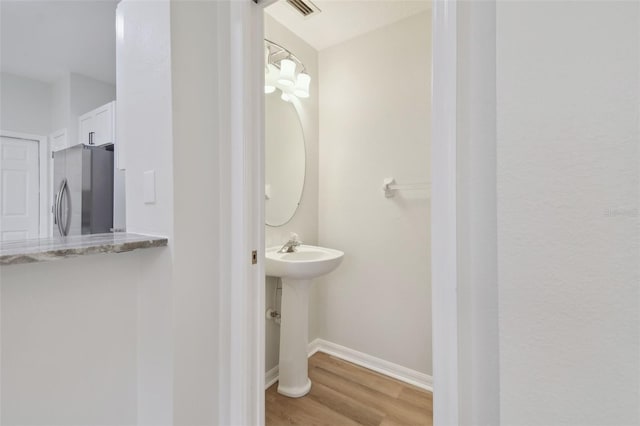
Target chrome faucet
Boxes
[278,233,302,253]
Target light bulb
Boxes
[265,64,278,94]
[281,91,291,102]
[278,58,296,87]
[293,73,311,98]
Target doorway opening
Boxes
[260,1,434,424]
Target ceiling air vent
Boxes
[286,0,321,18]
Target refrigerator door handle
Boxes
[55,179,67,236]
[60,180,70,236]
[54,180,62,230]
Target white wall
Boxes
[0,254,139,425]
[170,0,227,423]
[496,2,639,424]
[0,72,51,135]
[264,15,319,374]
[317,12,432,375]
[51,74,70,133]
[116,1,174,424]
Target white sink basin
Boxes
[265,245,344,279]
[265,244,344,398]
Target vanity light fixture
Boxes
[278,59,296,87]
[294,73,311,98]
[265,64,277,94]
[265,39,311,101]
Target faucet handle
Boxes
[289,232,300,242]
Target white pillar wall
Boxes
[495,1,640,424]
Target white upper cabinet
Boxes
[49,128,68,152]
[78,101,116,147]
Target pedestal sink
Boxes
[265,244,344,397]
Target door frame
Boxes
[225,0,460,424]
[0,129,50,238]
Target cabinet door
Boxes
[78,111,94,145]
[93,102,114,146]
[49,129,68,152]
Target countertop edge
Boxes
[0,234,169,266]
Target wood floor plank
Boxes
[309,352,404,398]
[266,386,362,426]
[266,353,433,426]
[397,386,434,410]
[306,380,385,426]
[310,366,430,425]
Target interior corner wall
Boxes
[496,1,640,424]
[264,14,319,374]
[317,11,432,375]
[0,72,52,135]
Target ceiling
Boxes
[1,0,117,85]
[265,0,431,51]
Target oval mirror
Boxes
[265,94,306,227]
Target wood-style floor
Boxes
[266,352,433,426]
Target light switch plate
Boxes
[143,170,156,204]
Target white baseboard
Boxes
[264,338,433,392]
[265,365,279,389]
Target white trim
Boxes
[265,365,279,389]
[218,1,265,425]
[0,129,50,238]
[431,0,459,424]
[265,339,433,392]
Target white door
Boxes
[0,136,40,241]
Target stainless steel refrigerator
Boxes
[52,145,114,237]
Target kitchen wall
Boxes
[316,12,432,375]
[264,14,319,374]
[496,1,639,424]
[0,72,52,135]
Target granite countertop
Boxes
[0,233,168,266]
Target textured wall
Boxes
[497,2,640,424]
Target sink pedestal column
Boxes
[277,278,312,397]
